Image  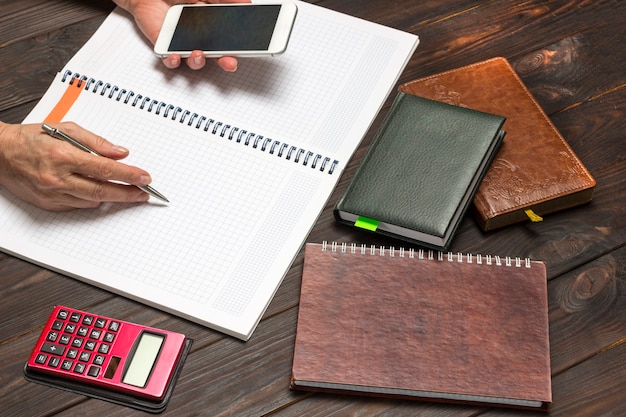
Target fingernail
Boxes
[137,192,150,202]
[139,175,151,185]
[193,56,203,66]
[113,145,128,153]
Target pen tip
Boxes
[152,192,169,203]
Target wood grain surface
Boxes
[0,0,624,415]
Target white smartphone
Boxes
[154,3,298,58]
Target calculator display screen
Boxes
[122,332,165,387]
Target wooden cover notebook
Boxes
[334,92,505,250]
[0,3,418,340]
[291,242,552,410]
[399,57,596,231]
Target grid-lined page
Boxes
[0,1,418,339]
[63,2,416,160]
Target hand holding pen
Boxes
[0,121,167,211]
[42,124,168,203]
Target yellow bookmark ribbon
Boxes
[525,209,544,223]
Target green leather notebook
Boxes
[334,92,505,250]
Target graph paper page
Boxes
[0,1,418,340]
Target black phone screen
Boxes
[169,5,281,51]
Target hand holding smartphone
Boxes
[154,3,298,58]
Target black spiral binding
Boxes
[62,70,339,175]
[321,241,532,268]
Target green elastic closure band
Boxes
[355,216,380,231]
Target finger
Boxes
[63,174,151,205]
[44,123,152,186]
[186,50,206,70]
[163,54,182,69]
[44,185,148,211]
[0,178,101,212]
[216,56,238,72]
[162,52,237,72]
[9,176,138,211]
[33,194,102,212]
[49,122,130,160]
[70,152,152,187]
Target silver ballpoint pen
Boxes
[41,123,169,203]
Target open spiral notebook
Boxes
[0,1,418,339]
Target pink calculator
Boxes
[24,305,192,413]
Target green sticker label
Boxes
[355,216,380,231]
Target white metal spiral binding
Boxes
[321,241,532,268]
[61,70,339,174]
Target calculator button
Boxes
[64,323,76,334]
[41,342,65,356]
[59,334,71,345]
[94,318,107,328]
[48,356,60,368]
[51,320,63,331]
[35,353,47,364]
[73,363,86,374]
[84,340,97,351]
[108,321,120,332]
[89,329,102,340]
[77,326,88,337]
[66,348,79,359]
[57,310,69,320]
[93,355,105,366]
[98,344,110,355]
[46,331,59,342]
[79,352,91,362]
[82,315,94,325]
[61,360,73,371]
[69,312,81,322]
[103,332,115,343]
[87,366,100,378]
[71,338,83,348]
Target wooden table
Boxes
[1,0,624,415]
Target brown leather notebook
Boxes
[291,242,552,410]
[399,57,596,231]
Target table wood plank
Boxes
[0,0,624,415]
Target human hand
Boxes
[114,0,250,71]
[0,121,153,211]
